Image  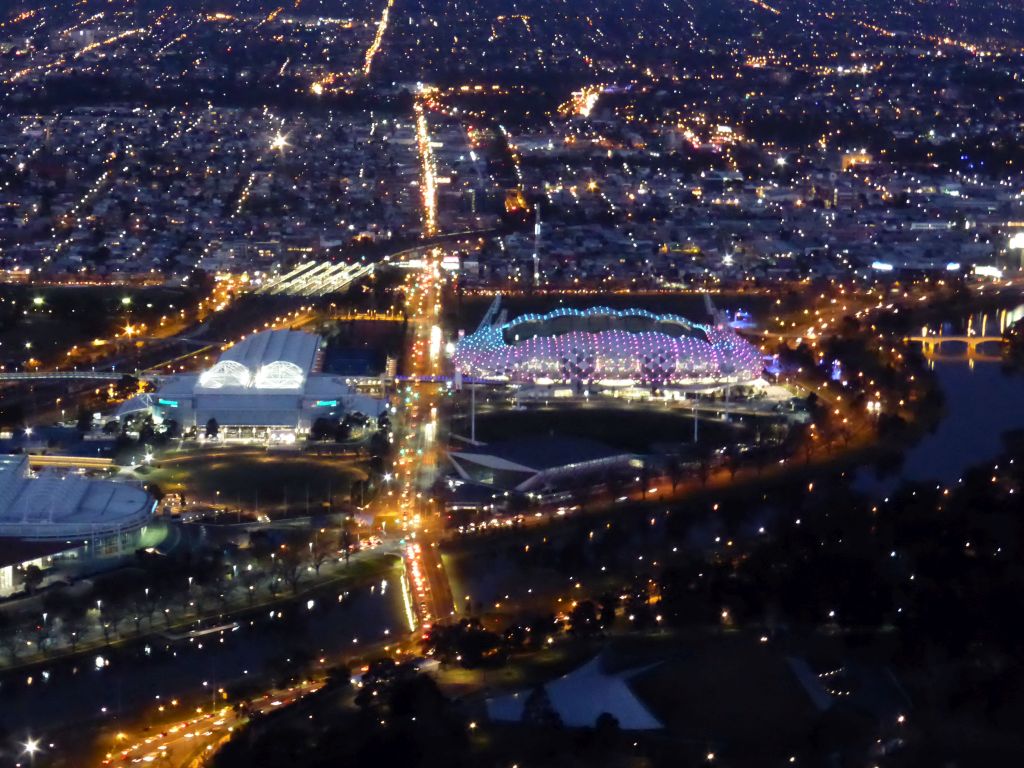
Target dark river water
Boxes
[0,573,406,732]
[860,304,1024,493]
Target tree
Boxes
[696,444,714,487]
[236,554,263,606]
[724,446,741,480]
[426,619,502,667]
[276,536,308,594]
[0,612,24,662]
[138,417,156,446]
[266,574,286,599]
[639,458,653,499]
[310,417,336,442]
[522,685,562,728]
[340,522,356,565]
[666,455,684,493]
[75,408,93,434]
[326,662,352,690]
[205,417,220,439]
[310,529,338,575]
[32,614,52,654]
[597,592,618,629]
[139,584,161,630]
[115,374,139,398]
[594,712,620,741]
[45,589,91,652]
[568,600,600,637]
[95,577,134,641]
[368,430,390,458]
[21,564,44,595]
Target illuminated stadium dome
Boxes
[118,329,384,442]
[453,305,763,388]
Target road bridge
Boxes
[329,311,405,322]
[905,334,1006,360]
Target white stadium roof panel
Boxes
[0,456,153,539]
[221,330,320,377]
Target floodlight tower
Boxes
[532,206,541,288]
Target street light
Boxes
[23,736,40,762]
[270,132,290,153]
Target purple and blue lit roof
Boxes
[453,306,763,385]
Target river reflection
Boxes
[920,303,1024,339]
[862,305,1024,492]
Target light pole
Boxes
[23,736,40,765]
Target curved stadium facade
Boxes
[453,306,763,387]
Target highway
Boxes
[97,680,323,767]
[380,248,456,638]
[372,85,456,637]
[24,117,492,766]
[97,135,464,768]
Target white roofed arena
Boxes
[0,455,154,557]
[120,329,384,443]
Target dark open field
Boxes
[452,403,758,454]
[146,448,369,512]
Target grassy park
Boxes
[144,448,371,513]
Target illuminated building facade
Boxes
[123,330,384,442]
[0,455,154,559]
[453,306,763,390]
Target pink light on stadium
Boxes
[452,307,763,386]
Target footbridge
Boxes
[0,370,161,382]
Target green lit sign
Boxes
[314,400,338,407]
[157,398,179,408]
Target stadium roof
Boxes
[453,305,764,386]
[0,455,153,540]
[198,330,321,391]
[452,436,628,473]
[220,329,320,374]
[448,436,637,492]
[487,655,663,729]
[127,329,386,430]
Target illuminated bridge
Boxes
[0,370,162,382]
[27,454,115,469]
[905,334,1006,360]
